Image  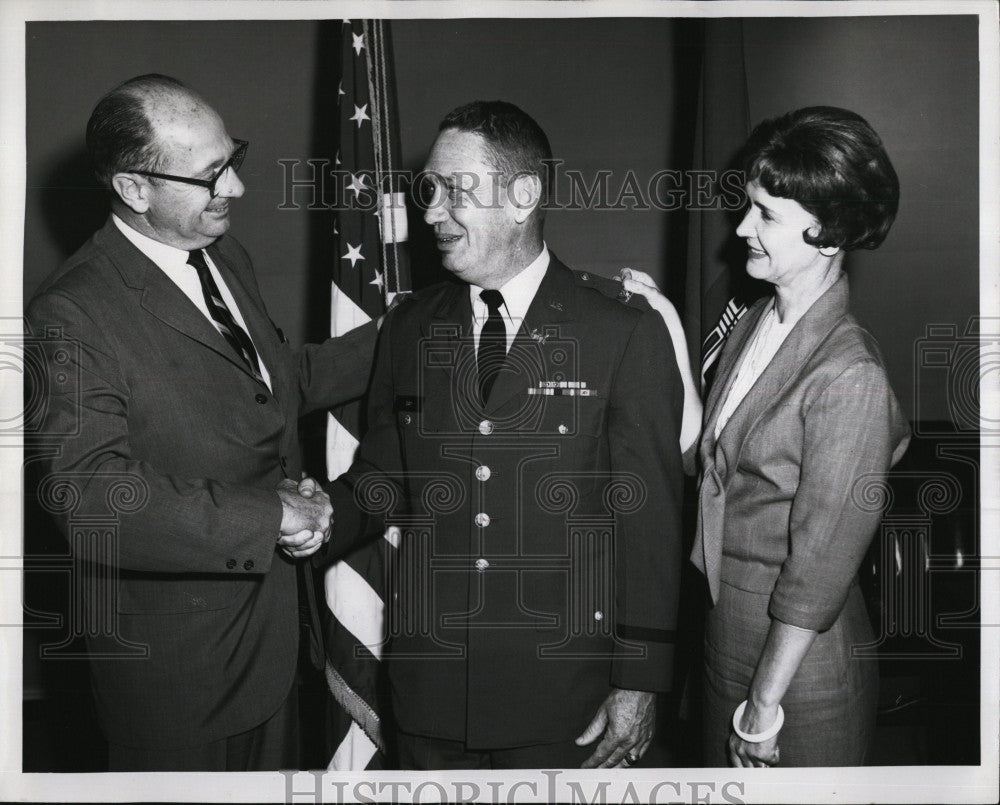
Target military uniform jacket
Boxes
[26,217,378,749]
[327,255,685,749]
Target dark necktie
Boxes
[187,249,264,382]
[477,289,507,405]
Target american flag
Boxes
[324,18,409,771]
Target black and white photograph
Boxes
[1,1,997,802]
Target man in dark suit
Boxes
[321,101,685,769]
[26,74,377,771]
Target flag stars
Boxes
[342,243,365,268]
[370,269,385,291]
[350,103,370,129]
[352,32,365,56]
[347,172,368,200]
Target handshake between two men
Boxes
[276,477,330,559]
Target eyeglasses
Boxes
[128,139,249,197]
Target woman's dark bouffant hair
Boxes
[741,106,900,251]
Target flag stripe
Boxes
[325,414,360,480]
[324,559,385,657]
[327,718,380,771]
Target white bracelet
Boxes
[732,700,784,743]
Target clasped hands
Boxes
[276,476,330,558]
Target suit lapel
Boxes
[700,299,768,465]
[485,260,574,414]
[420,281,473,415]
[423,279,471,340]
[710,274,851,478]
[97,220,269,386]
[206,241,279,389]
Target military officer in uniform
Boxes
[322,100,685,769]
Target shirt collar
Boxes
[469,244,550,324]
[112,213,198,272]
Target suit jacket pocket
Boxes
[117,574,244,614]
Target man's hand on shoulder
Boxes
[276,477,331,558]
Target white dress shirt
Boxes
[469,245,550,355]
[713,298,793,441]
[113,215,272,390]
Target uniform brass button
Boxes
[478,419,494,435]
[580,272,590,281]
[402,414,412,425]
[226,559,237,570]
[475,465,491,482]
[243,559,254,571]
[475,558,490,573]
[558,423,569,435]
[474,512,491,528]
[594,611,604,621]
[255,393,268,404]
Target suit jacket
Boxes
[693,273,910,632]
[26,217,378,749]
[325,255,685,749]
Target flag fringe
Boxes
[324,659,385,753]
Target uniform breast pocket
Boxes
[394,394,439,438]
[535,394,605,439]
[527,396,607,511]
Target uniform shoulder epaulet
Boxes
[572,269,652,311]
[389,281,444,308]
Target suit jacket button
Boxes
[255,393,268,404]
[478,420,493,435]
[226,559,237,569]
[475,465,491,482]
[475,558,490,573]
[243,559,254,571]
[474,512,491,528]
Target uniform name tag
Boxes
[394,395,423,412]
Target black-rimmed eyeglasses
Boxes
[127,139,249,197]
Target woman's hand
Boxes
[728,620,815,767]
[616,268,703,470]
[727,700,782,767]
[617,267,669,314]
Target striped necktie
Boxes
[187,249,264,383]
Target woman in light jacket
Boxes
[623,106,910,766]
